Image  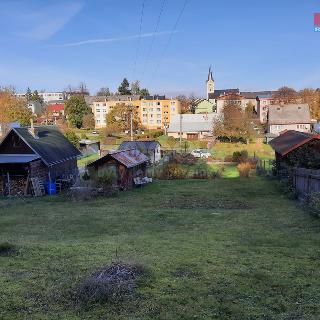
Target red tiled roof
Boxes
[269,130,320,156]
[47,104,64,112]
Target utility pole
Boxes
[130,111,133,141]
[179,113,182,152]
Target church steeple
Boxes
[206,66,214,100]
[207,66,214,82]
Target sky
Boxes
[0,0,319,97]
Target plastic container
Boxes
[46,181,56,195]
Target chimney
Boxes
[28,118,38,139]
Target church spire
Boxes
[207,66,214,82]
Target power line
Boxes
[152,0,188,77]
[132,0,146,81]
[141,0,167,81]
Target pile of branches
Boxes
[76,263,145,305]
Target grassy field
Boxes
[1,177,320,319]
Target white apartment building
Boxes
[15,92,65,103]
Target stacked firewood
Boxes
[5,177,29,196]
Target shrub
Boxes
[80,132,88,140]
[156,163,188,180]
[97,170,116,189]
[173,153,196,165]
[237,162,251,178]
[248,157,259,169]
[0,242,16,256]
[193,159,211,179]
[65,130,80,148]
[150,130,164,138]
[210,170,222,179]
[308,192,320,217]
[224,155,233,162]
[232,150,248,163]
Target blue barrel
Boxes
[46,181,56,195]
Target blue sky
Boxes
[0,0,319,97]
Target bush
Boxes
[193,159,211,179]
[150,130,164,138]
[232,150,248,163]
[80,132,88,140]
[97,170,116,189]
[224,155,233,162]
[0,242,16,256]
[156,163,188,180]
[237,162,251,178]
[308,192,320,217]
[65,130,80,148]
[173,153,196,165]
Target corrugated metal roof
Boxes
[269,130,320,156]
[88,149,149,169]
[0,154,40,164]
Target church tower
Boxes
[206,67,214,100]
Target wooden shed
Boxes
[269,130,320,174]
[0,126,81,196]
[87,149,149,190]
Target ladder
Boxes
[30,178,45,197]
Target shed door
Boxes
[187,133,199,140]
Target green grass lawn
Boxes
[77,153,100,167]
[1,178,320,319]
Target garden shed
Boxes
[87,149,149,189]
[0,125,81,196]
[118,140,161,163]
[269,130,320,173]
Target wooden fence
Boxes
[293,168,320,196]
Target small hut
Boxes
[79,139,100,156]
[87,149,149,190]
[0,125,81,196]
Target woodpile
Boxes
[3,176,29,196]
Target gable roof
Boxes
[87,148,149,169]
[168,113,219,133]
[3,126,81,166]
[269,130,320,156]
[268,104,311,125]
[208,89,239,99]
[118,141,160,153]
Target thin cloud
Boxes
[53,30,179,47]
[0,1,84,40]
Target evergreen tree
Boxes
[25,87,32,101]
[118,78,131,95]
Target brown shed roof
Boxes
[269,130,320,156]
[88,149,149,169]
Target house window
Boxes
[96,119,101,124]
[157,108,161,112]
[157,120,161,124]
[96,108,100,112]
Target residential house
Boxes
[118,140,161,163]
[194,99,215,114]
[167,113,219,140]
[0,125,80,196]
[47,104,65,120]
[268,104,311,136]
[27,101,43,114]
[216,92,246,114]
[257,92,275,123]
[87,149,149,190]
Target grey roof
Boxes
[268,104,311,125]
[9,126,81,166]
[208,89,239,99]
[0,154,40,164]
[79,139,100,145]
[105,95,141,101]
[241,91,275,99]
[168,113,219,133]
[118,141,160,153]
[88,149,149,169]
